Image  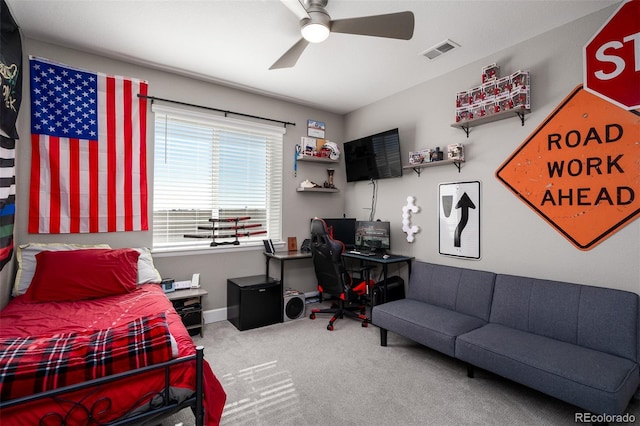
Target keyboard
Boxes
[347,250,376,256]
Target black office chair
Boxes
[308,218,371,330]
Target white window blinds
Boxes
[152,104,284,250]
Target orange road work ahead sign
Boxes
[496,85,639,250]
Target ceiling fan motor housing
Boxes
[305,0,329,10]
[301,0,330,43]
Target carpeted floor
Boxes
[160,303,640,425]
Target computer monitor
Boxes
[312,218,357,249]
[355,221,391,252]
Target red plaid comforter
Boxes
[0,313,173,401]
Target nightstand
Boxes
[166,288,208,337]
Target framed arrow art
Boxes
[439,181,480,259]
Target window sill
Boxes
[151,241,285,258]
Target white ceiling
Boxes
[7,0,619,114]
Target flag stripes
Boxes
[0,135,15,270]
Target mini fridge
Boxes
[227,275,282,331]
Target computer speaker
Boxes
[283,289,305,322]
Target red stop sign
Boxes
[583,0,640,110]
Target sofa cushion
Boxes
[407,262,496,321]
[372,299,487,357]
[456,323,640,414]
[490,274,639,361]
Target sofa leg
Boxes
[380,328,387,346]
[466,364,474,378]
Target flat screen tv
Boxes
[343,128,403,182]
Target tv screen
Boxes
[355,221,391,252]
[343,128,403,183]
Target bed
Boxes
[0,244,226,425]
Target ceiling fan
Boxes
[271,0,415,70]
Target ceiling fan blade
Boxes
[269,38,310,70]
[279,0,310,21]
[330,11,415,40]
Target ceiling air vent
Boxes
[421,39,460,60]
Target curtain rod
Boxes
[137,94,296,128]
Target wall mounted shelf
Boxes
[296,156,339,164]
[451,108,530,138]
[295,155,339,193]
[296,187,339,193]
[404,158,465,176]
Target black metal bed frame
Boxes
[0,346,206,425]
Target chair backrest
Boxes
[310,218,348,297]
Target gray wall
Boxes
[344,6,639,294]
[2,5,637,310]
[1,39,347,309]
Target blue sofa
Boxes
[372,261,640,415]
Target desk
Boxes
[342,252,414,308]
[264,251,312,291]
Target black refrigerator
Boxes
[227,275,282,331]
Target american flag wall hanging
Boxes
[29,57,149,234]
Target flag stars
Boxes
[31,60,99,139]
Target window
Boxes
[152,104,284,250]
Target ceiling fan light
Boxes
[301,22,330,43]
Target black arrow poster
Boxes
[439,181,480,259]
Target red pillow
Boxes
[24,249,140,302]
